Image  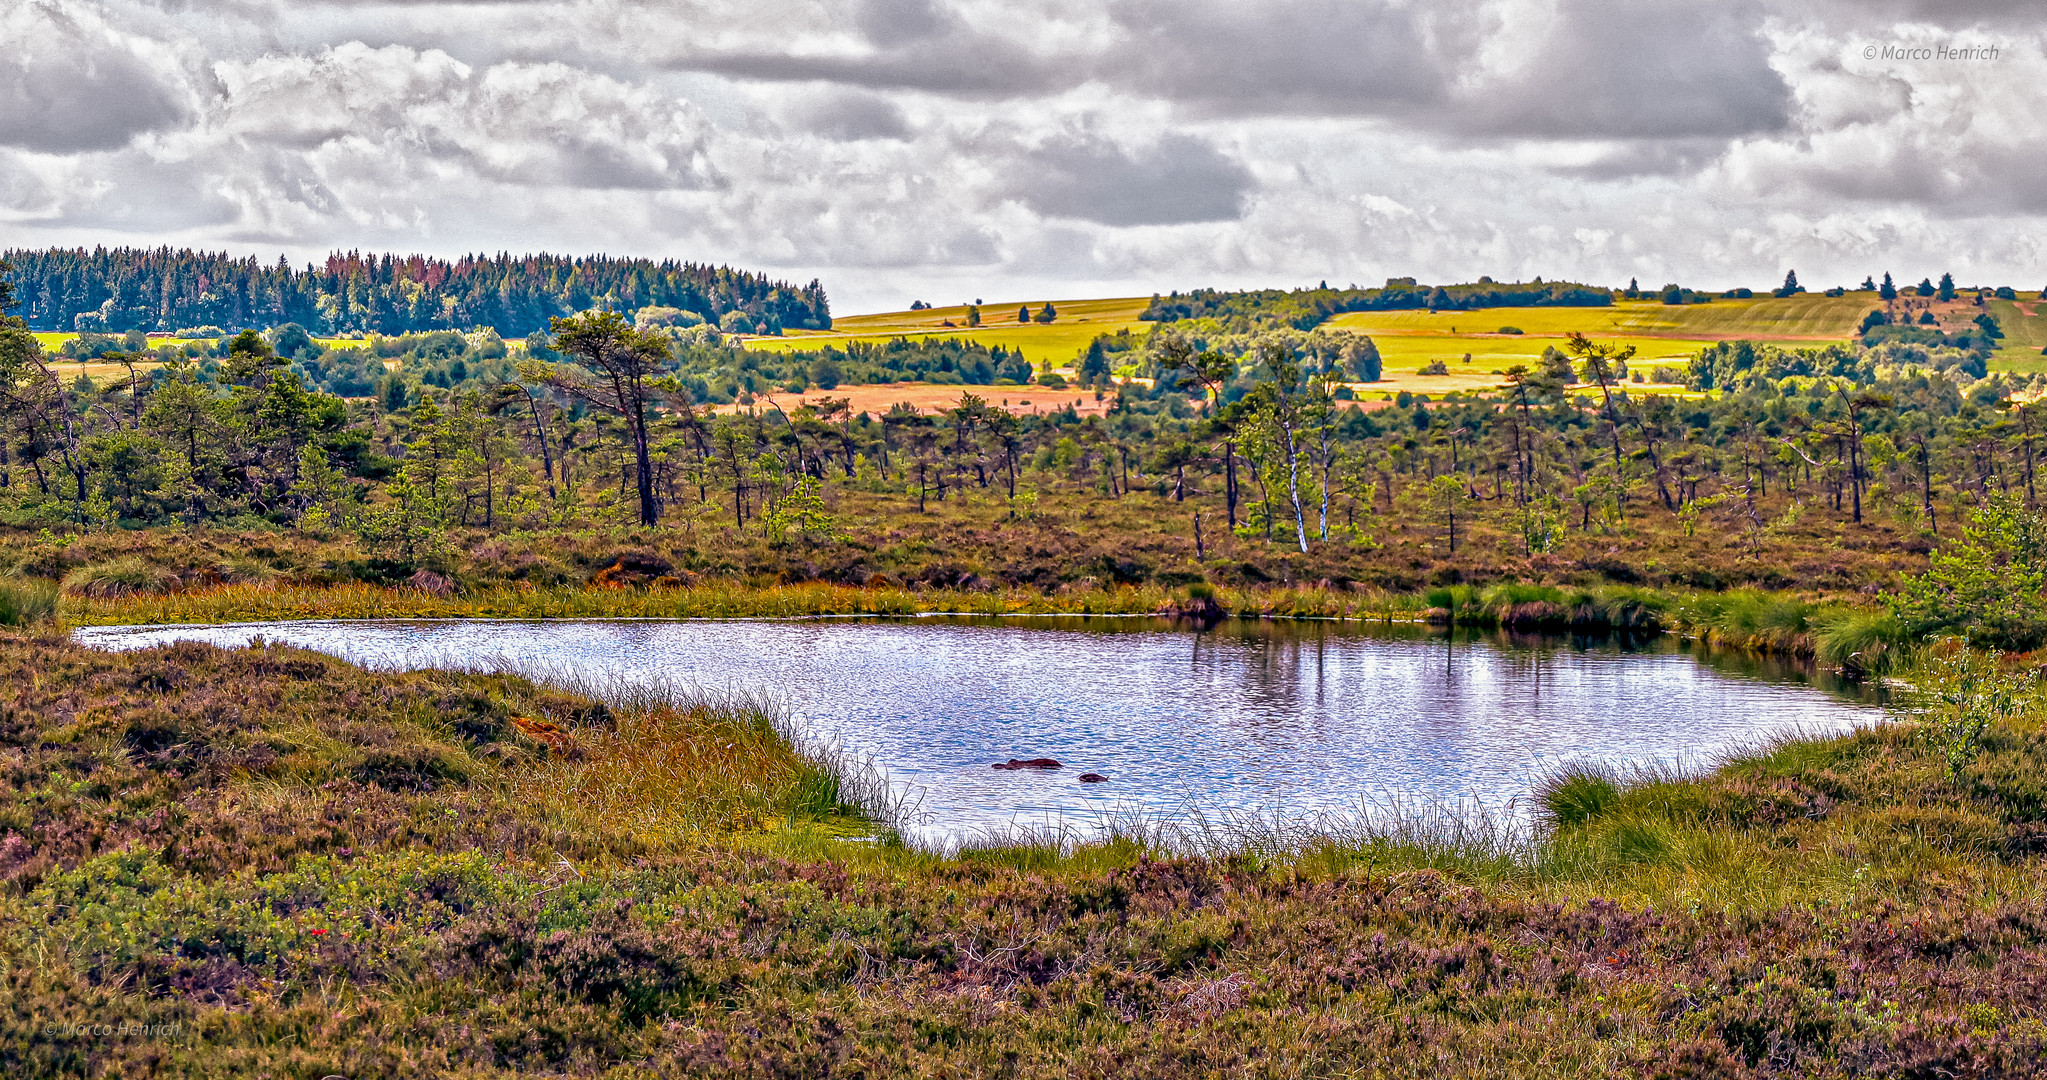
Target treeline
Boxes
[753,338,1038,394]
[0,247,831,337]
[1140,278,1613,331]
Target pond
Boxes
[75,617,1886,848]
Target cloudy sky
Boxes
[2,0,2042,313]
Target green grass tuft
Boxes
[60,556,180,598]
[1537,764,1622,828]
[0,578,57,627]
[1811,606,1909,674]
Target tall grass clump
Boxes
[929,793,1534,884]
[1811,606,1909,675]
[488,664,902,840]
[60,556,179,598]
[1536,763,1622,828]
[1423,583,1666,632]
[0,577,58,627]
[1668,588,1817,652]
[1572,585,1667,631]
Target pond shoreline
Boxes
[59,579,1886,666]
[75,613,1884,851]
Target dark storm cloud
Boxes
[1813,0,2044,23]
[1002,132,1254,227]
[1101,0,1793,143]
[0,4,191,151]
[853,0,952,43]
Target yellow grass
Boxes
[830,295,1153,331]
[510,682,833,838]
[749,293,1883,377]
[33,332,215,351]
[1327,295,1869,340]
[1368,332,1711,374]
[748,296,1154,366]
[59,580,1429,627]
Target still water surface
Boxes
[76,617,1885,846]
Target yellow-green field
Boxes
[747,294,1874,394]
[751,296,1154,366]
[31,332,213,353]
[31,331,365,353]
[1325,294,1874,340]
[1366,332,1717,376]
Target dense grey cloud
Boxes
[1102,0,1450,116]
[1,0,2044,313]
[781,90,912,141]
[1001,132,1253,226]
[1451,1,1791,140]
[0,2,191,151]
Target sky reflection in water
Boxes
[76,617,1885,846]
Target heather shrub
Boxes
[2,635,2046,1075]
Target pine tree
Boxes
[1078,338,1110,385]
[1937,272,1956,302]
[1879,272,1897,301]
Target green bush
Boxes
[1889,495,2047,650]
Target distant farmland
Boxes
[746,296,1154,367]
[746,290,2047,396]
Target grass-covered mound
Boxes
[6,632,2047,1077]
